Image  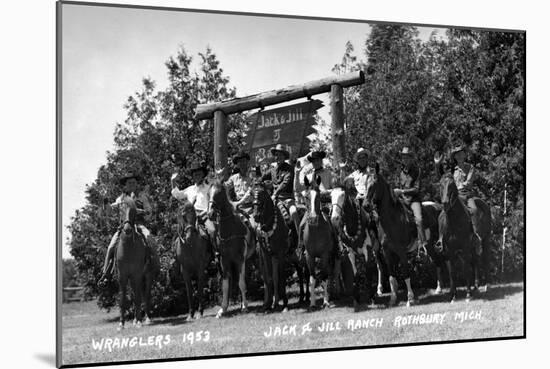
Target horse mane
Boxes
[377,174,399,207]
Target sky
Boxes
[61,3,442,258]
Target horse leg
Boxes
[383,248,398,306]
[272,257,280,310]
[375,250,384,296]
[118,274,128,331]
[238,260,248,313]
[279,257,288,311]
[143,273,152,325]
[332,256,342,299]
[477,237,490,292]
[182,270,194,321]
[307,254,316,310]
[346,251,360,311]
[295,258,305,304]
[260,250,273,311]
[304,262,311,304]
[465,249,473,302]
[321,254,331,309]
[216,259,230,319]
[404,277,414,307]
[435,266,443,295]
[131,275,143,328]
[388,275,398,307]
[197,267,206,319]
[397,249,414,307]
[446,259,456,303]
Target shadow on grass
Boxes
[416,284,524,305]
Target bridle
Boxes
[252,185,279,248]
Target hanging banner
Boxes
[243,99,323,165]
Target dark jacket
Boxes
[261,162,295,200]
[399,163,421,204]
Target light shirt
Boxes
[347,169,369,197]
[226,172,253,204]
[112,191,151,223]
[454,163,475,191]
[172,182,211,212]
[303,167,334,193]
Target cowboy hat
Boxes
[307,150,327,162]
[353,147,369,162]
[232,150,251,164]
[450,145,466,162]
[188,160,208,176]
[119,172,140,186]
[270,144,290,159]
[400,146,414,156]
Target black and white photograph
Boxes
[55,1,526,367]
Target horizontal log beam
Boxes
[194,71,364,120]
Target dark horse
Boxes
[469,197,493,292]
[175,200,212,320]
[252,181,291,311]
[365,167,441,306]
[435,161,493,291]
[116,198,146,330]
[208,180,255,318]
[436,173,476,302]
[302,175,337,309]
[330,184,384,310]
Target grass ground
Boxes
[61,282,524,366]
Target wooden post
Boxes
[214,110,228,172]
[195,71,364,120]
[331,84,346,168]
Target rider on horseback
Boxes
[345,147,374,206]
[435,144,483,246]
[394,147,428,252]
[99,172,154,284]
[226,150,255,225]
[261,144,300,233]
[171,160,217,248]
[298,150,338,251]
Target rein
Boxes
[342,196,362,243]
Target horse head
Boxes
[121,197,138,234]
[178,201,197,242]
[207,180,229,219]
[330,186,346,229]
[365,163,382,207]
[303,175,322,221]
[440,173,458,212]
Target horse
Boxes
[141,241,160,324]
[174,200,212,320]
[434,160,493,291]
[330,184,384,310]
[469,197,493,291]
[115,198,147,330]
[365,166,441,307]
[436,173,476,302]
[208,180,255,318]
[301,175,337,310]
[252,180,292,311]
